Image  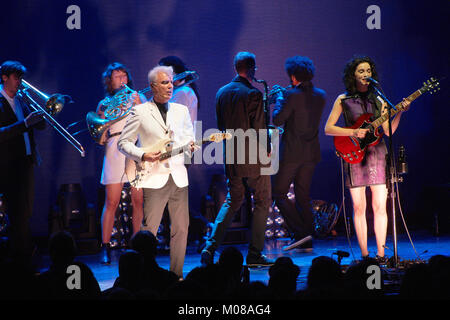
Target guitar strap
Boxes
[340,95,354,127]
[365,91,382,120]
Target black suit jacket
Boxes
[216,76,268,178]
[0,95,43,167]
[273,81,326,164]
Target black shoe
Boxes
[201,249,214,266]
[362,254,370,260]
[294,240,313,253]
[246,253,275,267]
[282,235,312,251]
[375,255,388,265]
[100,243,111,265]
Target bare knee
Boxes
[104,197,120,211]
[352,201,366,217]
[372,198,387,217]
[372,204,387,218]
[131,188,143,207]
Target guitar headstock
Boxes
[208,132,232,142]
[421,77,441,95]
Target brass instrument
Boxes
[267,84,293,105]
[85,83,137,145]
[86,70,199,145]
[17,80,86,157]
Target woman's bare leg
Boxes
[131,187,144,235]
[350,186,369,257]
[370,184,388,257]
[101,183,123,243]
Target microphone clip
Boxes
[364,77,379,85]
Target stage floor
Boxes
[38,231,450,292]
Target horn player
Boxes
[96,62,146,265]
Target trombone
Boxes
[17,80,86,157]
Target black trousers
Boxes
[0,156,35,260]
[272,161,317,240]
[205,174,271,255]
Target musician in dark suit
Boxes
[271,56,326,252]
[0,60,45,261]
[201,52,273,267]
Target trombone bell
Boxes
[45,94,70,115]
[21,80,72,115]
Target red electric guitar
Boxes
[334,77,440,164]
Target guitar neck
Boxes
[370,88,423,129]
[159,138,205,161]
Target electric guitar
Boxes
[334,77,440,164]
[125,132,232,187]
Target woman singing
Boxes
[97,62,145,264]
[325,56,410,262]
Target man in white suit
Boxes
[118,65,194,278]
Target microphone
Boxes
[334,250,350,258]
[333,250,349,265]
[364,77,379,85]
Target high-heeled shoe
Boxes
[375,255,388,265]
[100,243,111,265]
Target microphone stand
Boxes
[254,79,271,153]
[371,83,399,268]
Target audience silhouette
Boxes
[129,231,179,297]
[0,230,449,301]
[102,249,144,298]
[268,257,300,299]
[343,257,387,300]
[36,231,101,300]
[300,256,343,299]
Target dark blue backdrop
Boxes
[1,0,449,236]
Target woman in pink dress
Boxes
[325,56,410,262]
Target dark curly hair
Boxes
[285,56,315,82]
[102,62,134,96]
[159,55,200,109]
[343,55,379,95]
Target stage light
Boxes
[275,216,284,225]
[265,229,274,238]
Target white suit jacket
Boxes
[117,100,194,189]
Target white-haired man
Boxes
[118,65,194,278]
